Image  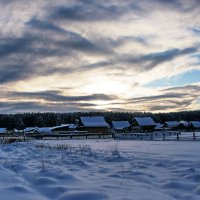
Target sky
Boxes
[0,0,200,113]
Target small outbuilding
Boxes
[132,117,156,131]
[112,121,130,133]
[155,123,164,131]
[163,121,179,130]
[178,121,190,130]
[51,124,77,133]
[79,116,110,134]
[24,127,38,134]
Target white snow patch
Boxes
[0,139,200,200]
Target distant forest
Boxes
[0,110,200,130]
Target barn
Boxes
[79,116,110,134]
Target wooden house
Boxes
[189,121,200,130]
[132,117,156,132]
[79,116,110,134]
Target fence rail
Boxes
[114,131,200,141]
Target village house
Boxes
[132,117,156,132]
[189,121,200,130]
[79,116,110,134]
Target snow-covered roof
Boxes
[164,121,179,128]
[179,121,190,127]
[80,116,109,127]
[155,123,164,129]
[133,117,156,126]
[24,127,37,132]
[0,128,7,133]
[112,121,130,130]
[51,124,76,131]
[190,121,200,128]
[60,124,77,129]
[37,127,52,134]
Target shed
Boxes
[178,121,190,130]
[132,117,156,131]
[112,121,130,132]
[51,124,77,132]
[155,123,164,130]
[163,121,179,129]
[24,127,38,133]
[79,116,109,133]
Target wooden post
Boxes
[163,133,165,140]
[193,132,195,140]
[177,132,179,141]
[151,133,153,140]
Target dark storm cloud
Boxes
[0,36,34,58]
[154,0,200,12]
[121,47,198,71]
[26,18,111,54]
[123,84,200,111]
[26,18,67,34]
[0,34,70,59]
[8,91,117,102]
[161,84,200,93]
[0,18,114,84]
[48,1,142,22]
[190,27,200,35]
[0,101,99,113]
[0,63,34,84]
[129,93,189,103]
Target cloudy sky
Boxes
[0,0,200,113]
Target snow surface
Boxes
[1,139,200,200]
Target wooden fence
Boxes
[0,131,200,142]
[114,131,200,141]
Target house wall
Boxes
[80,127,108,134]
[140,125,155,132]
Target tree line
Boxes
[0,110,200,130]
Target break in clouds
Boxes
[0,0,200,113]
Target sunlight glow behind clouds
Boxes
[0,0,200,113]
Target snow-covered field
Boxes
[0,139,200,200]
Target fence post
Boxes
[193,132,196,140]
[163,133,165,140]
[177,132,179,141]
